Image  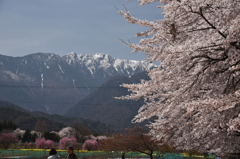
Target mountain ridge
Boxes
[65,71,151,129]
[0,52,155,114]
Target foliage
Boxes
[0,120,17,132]
[119,0,240,155]
[44,132,60,142]
[22,129,31,143]
[82,139,98,151]
[35,138,54,149]
[0,133,18,149]
[31,133,38,143]
[59,137,77,149]
[100,127,171,159]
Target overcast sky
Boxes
[0,0,163,61]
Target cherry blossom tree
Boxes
[35,138,54,149]
[13,128,25,140]
[59,137,77,149]
[82,139,98,151]
[119,0,240,155]
[58,127,76,138]
[0,133,18,149]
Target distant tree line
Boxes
[0,120,17,132]
[16,129,60,143]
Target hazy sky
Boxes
[0,0,163,61]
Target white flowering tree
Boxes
[119,0,240,155]
[13,128,25,140]
[58,127,76,138]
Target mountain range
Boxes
[0,52,155,114]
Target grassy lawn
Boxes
[0,149,214,159]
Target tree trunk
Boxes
[150,153,153,159]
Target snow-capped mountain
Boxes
[0,52,155,114]
[63,52,152,76]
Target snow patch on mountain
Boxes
[63,52,155,76]
[44,62,49,69]
[41,73,44,89]
[58,64,64,74]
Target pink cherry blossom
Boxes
[35,138,54,149]
[59,137,77,149]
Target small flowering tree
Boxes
[35,138,54,149]
[0,133,18,149]
[13,128,25,140]
[59,137,77,149]
[58,127,76,138]
[82,139,98,151]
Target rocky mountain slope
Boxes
[0,52,154,114]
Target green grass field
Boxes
[0,149,214,159]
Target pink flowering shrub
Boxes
[59,137,77,149]
[82,139,98,151]
[0,133,18,149]
[35,138,54,149]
